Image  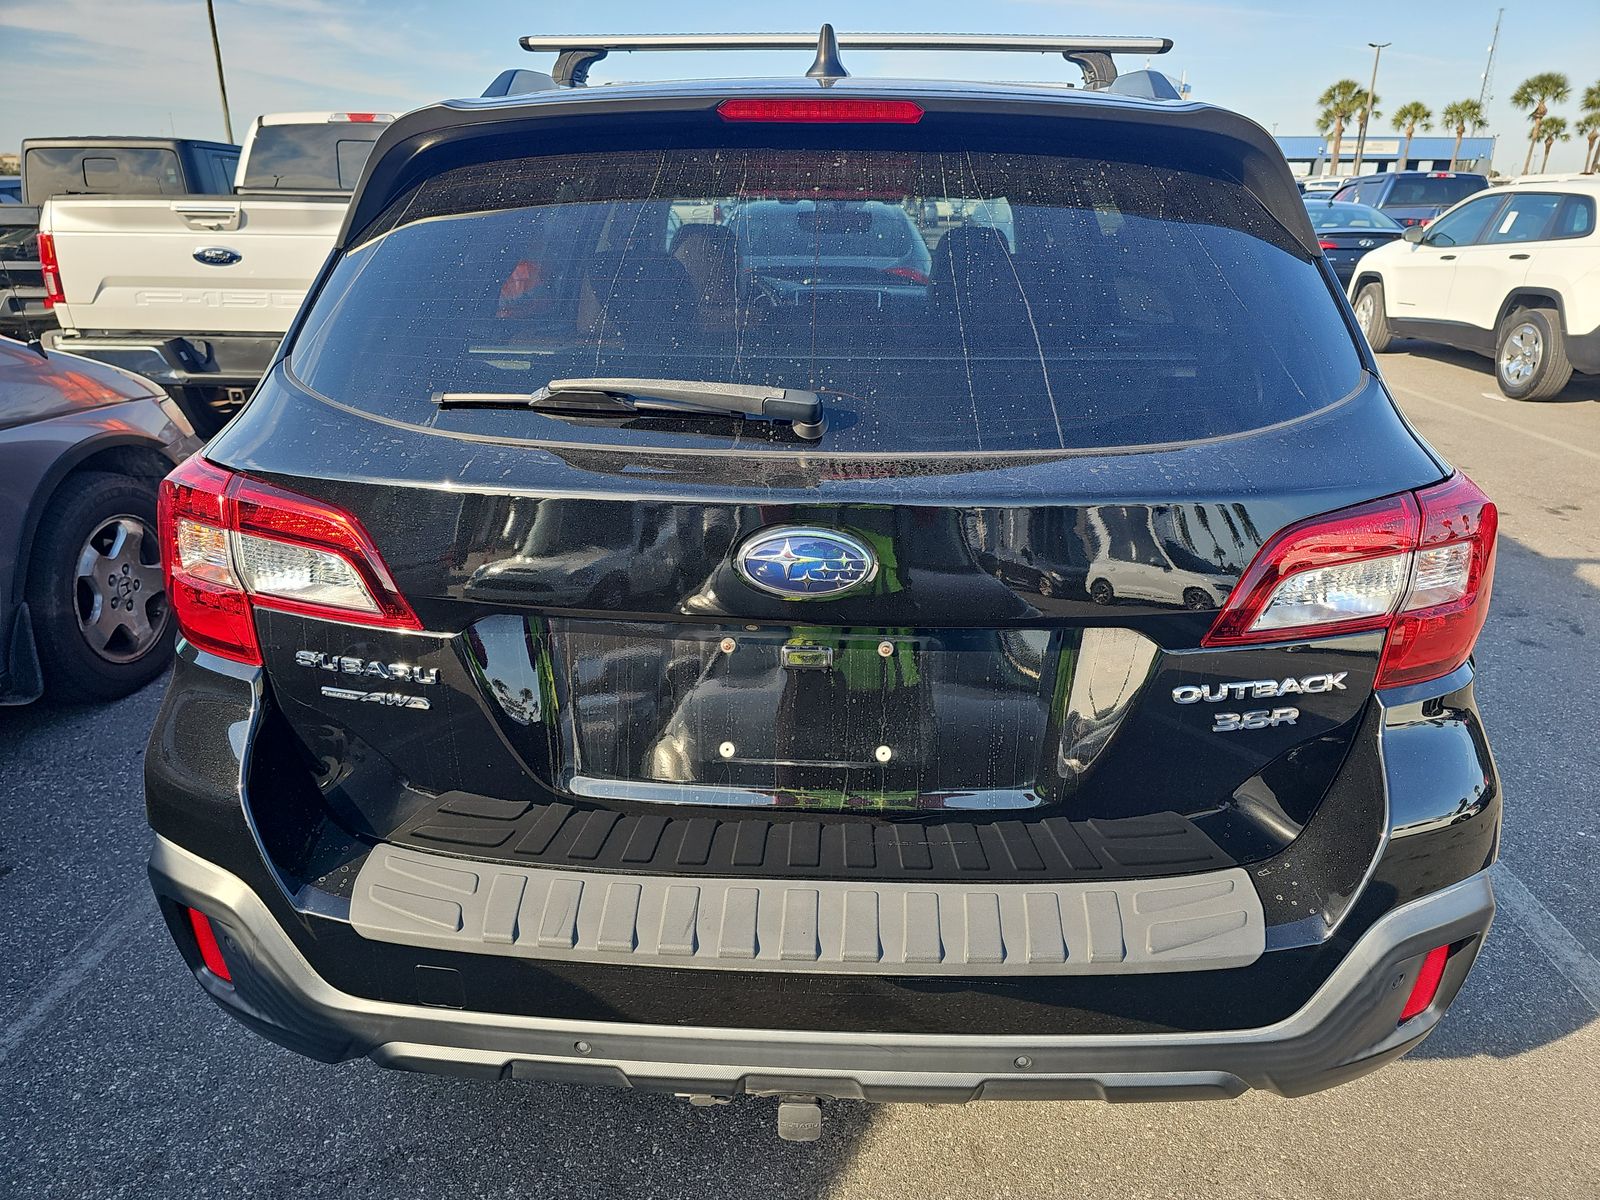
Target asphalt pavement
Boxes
[2,341,1597,1199]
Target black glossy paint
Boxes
[144,644,1501,1038]
[143,71,1501,1057]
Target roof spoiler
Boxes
[518,25,1173,90]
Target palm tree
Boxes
[1578,112,1600,175]
[1512,72,1571,174]
[1318,79,1372,176]
[1537,116,1570,173]
[1583,81,1600,172]
[1391,101,1432,169]
[1441,98,1486,170]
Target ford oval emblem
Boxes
[193,247,242,266]
[735,527,877,599]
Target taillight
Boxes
[158,456,420,665]
[1317,239,1341,251]
[716,98,925,123]
[327,112,392,123]
[883,265,931,284]
[1205,474,1497,689]
[38,231,64,308]
[1380,474,1498,687]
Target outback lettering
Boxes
[1171,673,1348,704]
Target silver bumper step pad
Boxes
[350,844,1265,976]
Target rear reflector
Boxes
[1400,945,1450,1021]
[717,98,925,124]
[158,456,419,665]
[1205,473,1497,689]
[37,231,64,309]
[185,907,232,982]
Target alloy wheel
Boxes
[1500,322,1543,386]
[73,514,168,663]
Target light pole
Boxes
[1351,41,1390,175]
[206,0,235,143]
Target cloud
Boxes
[0,0,499,147]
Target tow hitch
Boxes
[676,1093,824,1141]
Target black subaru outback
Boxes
[145,31,1501,1138]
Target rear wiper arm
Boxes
[433,377,825,440]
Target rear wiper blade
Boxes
[433,377,826,440]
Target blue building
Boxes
[1275,135,1496,179]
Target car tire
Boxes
[1182,587,1214,611]
[1089,578,1114,605]
[24,471,174,703]
[1495,307,1573,401]
[1353,282,1394,353]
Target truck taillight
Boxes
[37,232,64,308]
[1204,474,1497,689]
[158,456,420,665]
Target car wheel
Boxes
[24,471,174,702]
[1352,282,1393,353]
[1089,578,1114,605]
[1496,307,1573,401]
[1182,587,1214,611]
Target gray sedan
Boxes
[0,336,201,704]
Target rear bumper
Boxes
[41,330,279,391]
[1566,324,1600,375]
[150,835,1493,1103]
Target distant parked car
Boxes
[0,336,200,703]
[727,199,934,304]
[1332,170,1489,227]
[1300,176,1350,195]
[1303,200,1404,283]
[1350,179,1600,399]
[0,176,21,205]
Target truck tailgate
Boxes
[41,193,347,335]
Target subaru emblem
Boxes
[735,527,877,599]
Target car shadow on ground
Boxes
[1385,340,1600,402]
[1407,533,1600,1061]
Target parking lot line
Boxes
[1491,863,1600,1017]
[0,888,146,1067]
[1387,383,1600,465]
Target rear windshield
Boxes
[1384,175,1485,208]
[1306,203,1401,231]
[290,146,1362,453]
[24,147,182,203]
[241,125,381,191]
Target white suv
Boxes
[1349,179,1600,399]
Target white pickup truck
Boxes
[39,112,393,434]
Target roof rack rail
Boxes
[519,26,1172,89]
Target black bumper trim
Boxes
[149,836,1494,1102]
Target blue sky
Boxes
[2,0,1597,172]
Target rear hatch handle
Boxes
[434,377,826,439]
